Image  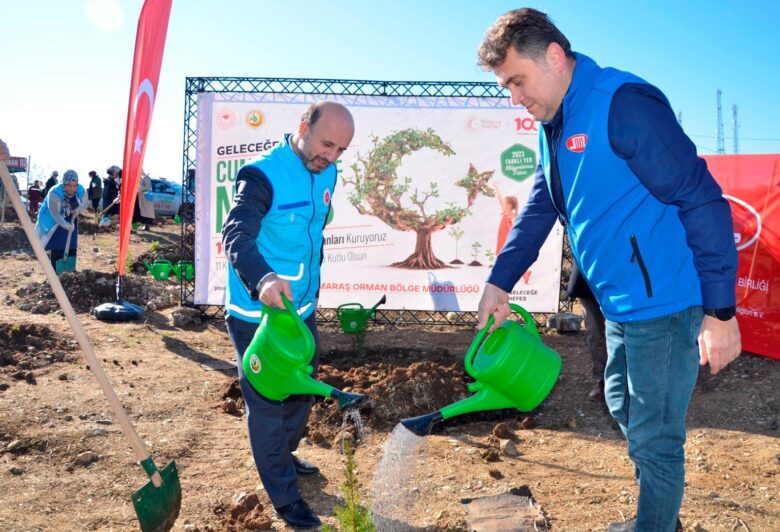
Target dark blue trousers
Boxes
[226,313,320,508]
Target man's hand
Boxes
[476,283,511,332]
[698,315,741,374]
[257,273,293,309]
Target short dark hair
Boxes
[300,102,325,128]
[478,8,572,68]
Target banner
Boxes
[195,93,563,312]
[704,154,780,360]
[117,0,172,275]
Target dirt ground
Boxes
[0,220,777,532]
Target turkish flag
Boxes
[117,0,173,275]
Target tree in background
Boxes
[344,128,493,269]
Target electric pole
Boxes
[732,104,739,154]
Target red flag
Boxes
[118,0,173,275]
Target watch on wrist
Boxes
[703,306,736,321]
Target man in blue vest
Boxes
[475,9,741,532]
[222,101,354,529]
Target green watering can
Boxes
[143,259,173,281]
[401,304,562,436]
[243,295,367,410]
[336,295,387,333]
[171,260,194,281]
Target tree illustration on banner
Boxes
[344,128,493,269]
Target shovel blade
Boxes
[55,256,76,274]
[131,461,182,532]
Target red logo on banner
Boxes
[323,189,331,205]
[725,194,761,251]
[217,109,237,130]
[566,134,588,152]
[514,117,538,132]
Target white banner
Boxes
[195,93,563,312]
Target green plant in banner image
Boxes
[447,225,465,264]
[149,240,160,254]
[323,440,375,532]
[470,241,483,266]
[485,248,496,267]
[344,128,494,269]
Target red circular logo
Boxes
[323,189,331,205]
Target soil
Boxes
[0,220,777,531]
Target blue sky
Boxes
[2,0,779,185]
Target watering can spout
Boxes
[400,411,444,436]
[331,389,368,411]
[143,261,152,271]
[440,385,516,420]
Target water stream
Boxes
[370,423,428,531]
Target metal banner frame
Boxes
[180,77,573,325]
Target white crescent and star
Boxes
[133,79,155,153]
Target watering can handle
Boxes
[508,303,540,338]
[335,302,362,317]
[279,293,314,356]
[464,314,494,375]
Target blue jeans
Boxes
[226,314,320,508]
[605,307,702,532]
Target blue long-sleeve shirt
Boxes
[489,83,737,310]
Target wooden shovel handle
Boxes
[0,161,162,487]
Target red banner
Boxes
[118,0,173,275]
[704,154,780,360]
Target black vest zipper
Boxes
[630,234,653,298]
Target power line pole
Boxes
[732,104,739,154]
[716,89,725,154]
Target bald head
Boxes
[293,101,355,173]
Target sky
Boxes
[3,0,780,187]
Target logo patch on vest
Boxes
[566,134,588,153]
[323,188,331,205]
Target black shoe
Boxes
[607,517,682,532]
[276,498,321,529]
[293,455,320,475]
[588,379,605,402]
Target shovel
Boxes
[96,195,120,223]
[0,161,181,531]
[55,213,77,274]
